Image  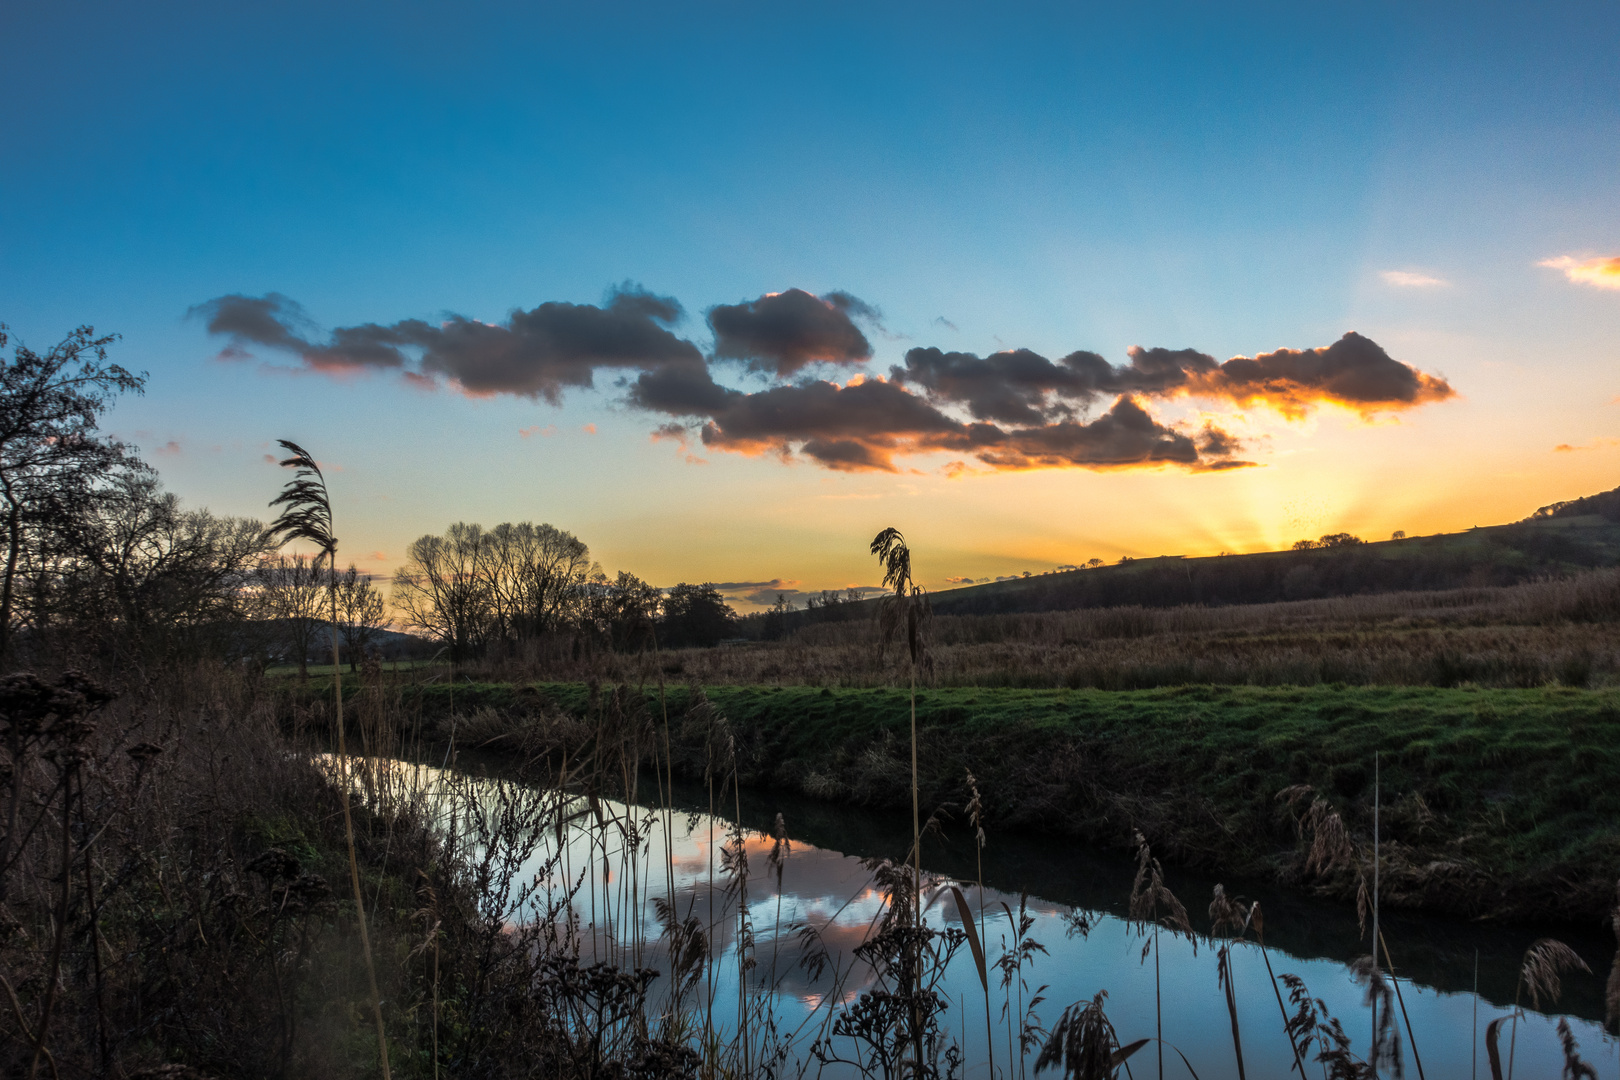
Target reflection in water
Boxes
[407,755,1616,1079]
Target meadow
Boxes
[448,568,1620,692]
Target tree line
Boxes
[388,522,740,660]
[0,322,746,671]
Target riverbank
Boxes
[390,679,1620,925]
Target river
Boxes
[391,753,1616,1078]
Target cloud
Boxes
[519,424,557,439]
[971,395,1245,471]
[154,440,182,456]
[892,345,1227,423]
[194,285,703,400]
[933,316,958,332]
[1381,270,1449,288]
[696,376,965,472]
[367,551,388,562]
[197,289,1450,475]
[1539,255,1620,291]
[1185,332,1454,418]
[894,347,1101,425]
[707,289,874,375]
[1554,438,1620,452]
[692,377,1249,473]
[712,578,800,592]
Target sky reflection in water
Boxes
[411,759,1615,1079]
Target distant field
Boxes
[264,658,445,678]
[421,567,1620,691]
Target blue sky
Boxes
[4,2,1618,604]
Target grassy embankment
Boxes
[393,678,1620,925]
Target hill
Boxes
[923,484,1620,618]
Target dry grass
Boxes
[467,568,1620,690]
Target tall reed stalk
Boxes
[269,439,391,1080]
[871,527,930,1071]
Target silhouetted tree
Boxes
[659,582,735,648]
[393,524,491,663]
[605,570,662,650]
[334,565,387,671]
[55,472,271,662]
[0,324,146,662]
[253,553,327,678]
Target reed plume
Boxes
[1127,832,1193,1080]
[871,525,930,1072]
[269,439,391,1080]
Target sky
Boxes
[3,1,1618,609]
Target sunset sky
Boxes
[4,2,1618,608]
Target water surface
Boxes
[405,753,1617,1078]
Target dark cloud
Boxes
[894,347,1103,425]
[193,285,701,401]
[1115,346,1219,394]
[698,377,965,471]
[195,289,1447,476]
[693,378,1247,473]
[972,395,1244,471]
[893,344,1223,422]
[708,288,873,375]
[626,358,737,415]
[711,578,798,592]
[895,335,1448,423]
[188,293,372,368]
[1188,332,1454,416]
[1196,422,1244,458]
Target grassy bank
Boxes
[406,679,1620,925]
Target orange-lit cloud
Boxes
[1539,254,1620,290]
[1381,269,1449,288]
[198,289,1454,475]
[1554,438,1620,452]
[1183,332,1455,419]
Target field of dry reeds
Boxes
[458,568,1620,691]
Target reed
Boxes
[870,525,932,1073]
[268,440,390,1080]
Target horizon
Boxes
[5,3,1618,612]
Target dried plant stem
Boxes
[335,588,392,1080]
[908,658,924,1073]
[1379,930,1427,1080]
[979,857,993,1078]
[27,765,73,1080]
[1255,935,1307,1078]
[1372,752,1380,1077]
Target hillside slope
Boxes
[918,485,1620,618]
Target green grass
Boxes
[393,679,1620,923]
